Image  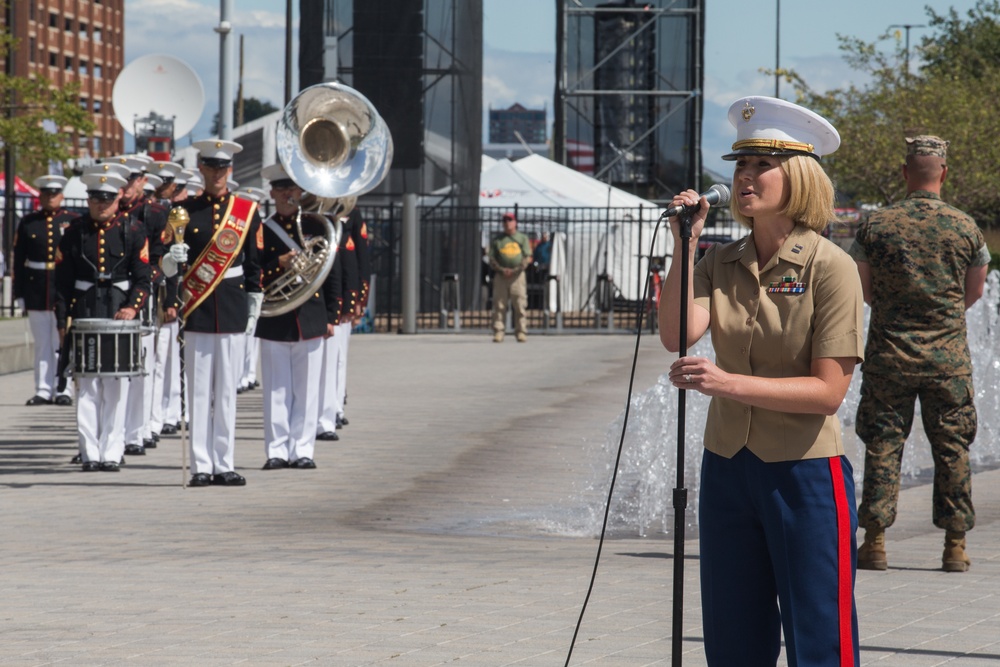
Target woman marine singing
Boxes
[659,96,865,667]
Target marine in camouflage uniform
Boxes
[849,135,990,572]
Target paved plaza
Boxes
[0,319,998,665]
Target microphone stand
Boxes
[671,207,695,666]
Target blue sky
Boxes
[123,0,980,177]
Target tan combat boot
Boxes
[942,530,971,572]
[857,528,888,570]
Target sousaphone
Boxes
[260,82,394,317]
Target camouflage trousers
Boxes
[856,372,976,532]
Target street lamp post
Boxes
[775,0,780,97]
[888,23,927,77]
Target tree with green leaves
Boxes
[771,0,1000,226]
[0,33,95,176]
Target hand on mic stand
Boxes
[662,184,731,239]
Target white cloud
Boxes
[123,0,291,146]
[483,48,554,111]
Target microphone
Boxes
[661,184,731,218]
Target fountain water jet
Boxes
[587,270,1000,539]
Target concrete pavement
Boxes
[0,318,998,666]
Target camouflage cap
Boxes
[906,135,949,158]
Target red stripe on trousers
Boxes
[828,457,854,667]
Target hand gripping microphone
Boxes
[661,184,732,218]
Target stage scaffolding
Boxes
[553,0,704,204]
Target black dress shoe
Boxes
[212,471,247,486]
[160,424,177,435]
[100,461,120,472]
[26,395,52,406]
[262,458,289,470]
[337,415,349,427]
[290,457,317,469]
[71,454,82,464]
[143,438,157,449]
[124,443,146,456]
[81,461,100,472]
[53,395,73,406]
[317,431,339,441]
[252,380,260,388]
[151,433,161,443]
[236,386,245,394]
[189,473,212,487]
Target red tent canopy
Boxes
[0,173,41,197]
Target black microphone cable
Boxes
[563,210,671,666]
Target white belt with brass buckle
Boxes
[74,280,130,292]
[24,260,55,270]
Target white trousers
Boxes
[77,376,129,463]
[242,334,259,386]
[150,321,184,430]
[124,333,156,444]
[28,310,59,399]
[317,329,342,433]
[184,332,240,475]
[261,337,323,463]
[335,322,352,418]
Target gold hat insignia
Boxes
[215,141,223,148]
[742,101,755,122]
[100,176,107,183]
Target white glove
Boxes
[14,298,25,313]
[169,243,190,264]
[246,292,264,334]
[161,243,190,278]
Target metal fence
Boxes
[361,203,741,333]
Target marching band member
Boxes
[256,164,341,469]
[146,163,184,439]
[317,204,365,438]
[14,174,80,406]
[186,172,205,198]
[161,140,263,487]
[54,164,151,472]
[106,155,168,457]
[143,174,162,196]
[170,169,194,204]
[150,160,184,203]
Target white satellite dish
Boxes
[112,54,205,139]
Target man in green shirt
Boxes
[489,212,532,342]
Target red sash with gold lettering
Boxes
[181,195,258,319]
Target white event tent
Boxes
[475,156,672,313]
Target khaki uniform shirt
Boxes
[693,225,864,462]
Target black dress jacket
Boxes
[14,207,81,311]
[255,212,341,342]
[174,193,263,334]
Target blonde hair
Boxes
[730,154,835,232]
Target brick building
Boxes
[2,0,125,161]
[488,103,547,145]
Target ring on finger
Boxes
[684,373,692,383]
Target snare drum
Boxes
[71,318,144,377]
